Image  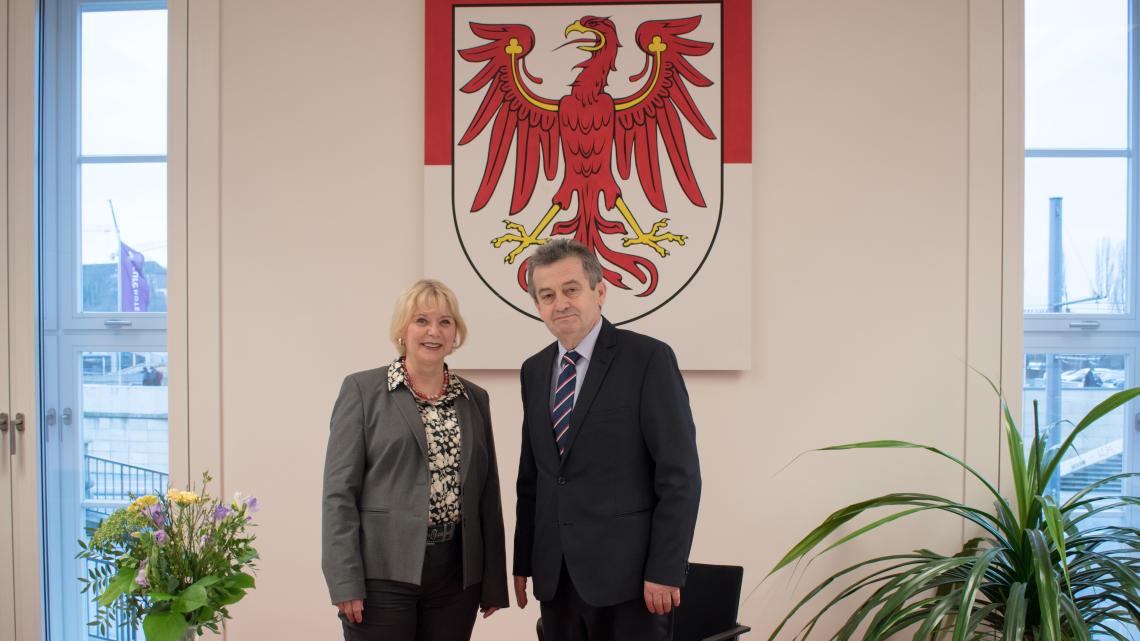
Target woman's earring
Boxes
[397,337,404,346]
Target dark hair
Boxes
[525,239,604,300]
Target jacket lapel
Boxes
[533,341,560,464]
[454,390,478,485]
[392,387,429,459]
[559,318,617,464]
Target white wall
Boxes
[173,1,1023,639]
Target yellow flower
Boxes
[166,488,200,505]
[127,495,159,513]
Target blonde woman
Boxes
[322,280,508,641]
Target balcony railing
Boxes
[84,455,168,502]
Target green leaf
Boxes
[1058,593,1093,641]
[194,575,222,588]
[1003,582,1028,641]
[226,572,256,590]
[172,584,208,614]
[951,547,1003,641]
[142,611,188,641]
[96,566,136,607]
[148,591,175,602]
[1028,530,1062,641]
[1041,495,1071,595]
[214,587,247,606]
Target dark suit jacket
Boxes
[513,318,701,607]
[321,365,509,608]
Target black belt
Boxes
[426,522,458,545]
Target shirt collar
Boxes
[558,316,603,364]
[387,357,467,398]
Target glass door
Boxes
[40,1,169,639]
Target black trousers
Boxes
[539,564,672,641]
[340,537,481,641]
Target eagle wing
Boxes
[614,16,716,212]
[457,23,560,214]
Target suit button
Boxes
[557,476,567,485]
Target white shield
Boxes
[451,2,723,324]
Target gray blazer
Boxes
[321,365,509,608]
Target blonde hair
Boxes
[389,279,468,356]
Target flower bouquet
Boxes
[77,472,260,641]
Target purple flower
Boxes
[143,503,165,527]
[244,496,260,513]
[212,504,233,522]
[134,559,149,587]
[154,530,167,545]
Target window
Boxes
[39,1,169,640]
[1024,0,1138,531]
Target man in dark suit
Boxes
[513,239,701,641]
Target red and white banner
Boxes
[425,0,751,369]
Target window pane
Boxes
[80,162,167,313]
[1023,352,1128,529]
[80,8,167,155]
[1025,0,1128,149]
[1024,157,1127,314]
[81,350,168,641]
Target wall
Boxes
[174,1,1023,639]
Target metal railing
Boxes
[84,455,168,502]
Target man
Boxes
[513,239,701,641]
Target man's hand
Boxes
[514,575,530,609]
[643,581,681,615]
[480,606,500,619]
[336,598,364,624]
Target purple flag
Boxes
[119,241,150,312]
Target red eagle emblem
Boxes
[457,15,716,297]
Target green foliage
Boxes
[769,384,1140,641]
[77,472,260,641]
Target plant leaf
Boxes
[1028,529,1061,641]
[1040,495,1071,596]
[172,583,208,614]
[952,547,1003,641]
[1002,582,1027,641]
[96,566,135,607]
[142,611,187,641]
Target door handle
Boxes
[9,413,25,456]
[1,412,10,456]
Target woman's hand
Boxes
[480,606,500,619]
[336,599,364,624]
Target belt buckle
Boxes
[427,522,455,545]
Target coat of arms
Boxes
[450,3,723,322]
[425,0,750,368]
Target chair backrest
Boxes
[673,563,746,641]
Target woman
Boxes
[321,280,509,641]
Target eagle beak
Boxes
[562,20,605,52]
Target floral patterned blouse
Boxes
[387,358,465,526]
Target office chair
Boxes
[536,562,751,641]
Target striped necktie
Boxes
[551,350,581,456]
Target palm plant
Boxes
[768,384,1140,641]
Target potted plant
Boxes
[768,384,1140,641]
[78,472,260,641]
